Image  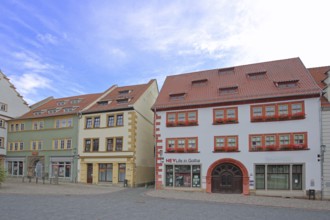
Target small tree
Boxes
[0,165,5,186]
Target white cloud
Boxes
[37,33,58,45]
[13,52,53,72]
[9,73,52,95]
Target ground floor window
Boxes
[99,163,113,182]
[51,161,71,178]
[255,164,303,190]
[118,163,126,182]
[7,161,24,176]
[165,164,201,188]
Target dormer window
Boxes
[218,67,234,76]
[116,98,129,104]
[57,101,67,106]
[63,107,77,112]
[70,99,82,104]
[274,80,299,88]
[97,101,110,106]
[191,79,208,86]
[247,71,267,79]
[169,93,186,101]
[118,90,131,95]
[33,111,45,116]
[219,86,238,95]
[48,108,61,114]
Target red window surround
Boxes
[213,107,238,124]
[166,110,198,127]
[213,136,239,152]
[166,137,198,153]
[249,132,308,152]
[250,101,305,122]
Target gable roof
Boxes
[308,66,330,90]
[308,66,330,108]
[154,58,321,110]
[83,79,156,114]
[18,93,102,119]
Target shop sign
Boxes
[165,158,200,163]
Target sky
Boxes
[0,0,329,105]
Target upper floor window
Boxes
[85,116,101,129]
[166,110,198,127]
[107,113,124,127]
[218,67,234,75]
[70,99,82,104]
[53,139,72,150]
[106,137,124,151]
[213,107,238,124]
[0,102,8,112]
[8,142,24,151]
[84,138,99,152]
[0,137,4,148]
[191,79,208,87]
[57,101,67,106]
[116,98,129,104]
[246,71,266,79]
[166,137,198,153]
[55,118,73,128]
[8,122,25,132]
[251,101,305,122]
[214,136,239,152]
[118,90,131,95]
[31,141,43,151]
[32,121,44,130]
[249,132,308,152]
[0,119,5,128]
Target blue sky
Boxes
[1,0,329,104]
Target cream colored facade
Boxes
[77,80,158,186]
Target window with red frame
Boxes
[213,107,238,124]
[166,111,198,127]
[251,101,305,122]
[166,137,198,153]
[249,132,307,151]
[214,136,238,152]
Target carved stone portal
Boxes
[27,156,45,177]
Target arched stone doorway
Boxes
[206,158,249,195]
[211,163,243,193]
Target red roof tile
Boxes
[308,66,330,90]
[18,93,103,119]
[83,79,156,113]
[308,66,330,108]
[154,58,321,110]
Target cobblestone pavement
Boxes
[1,178,330,212]
[0,178,123,195]
[147,189,330,211]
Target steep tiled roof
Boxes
[308,66,330,108]
[154,58,321,110]
[308,66,330,90]
[83,79,156,113]
[18,93,102,119]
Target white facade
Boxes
[0,71,30,161]
[156,98,321,197]
[321,108,330,199]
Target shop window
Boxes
[267,165,290,190]
[6,161,24,176]
[118,164,126,182]
[213,107,238,124]
[256,164,302,191]
[99,164,113,182]
[165,165,201,188]
[166,110,198,127]
[51,161,71,178]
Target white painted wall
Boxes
[157,98,321,194]
[0,72,30,157]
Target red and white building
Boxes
[153,58,322,197]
